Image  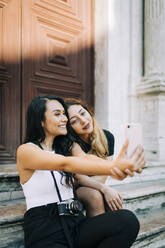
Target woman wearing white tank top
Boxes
[17,95,145,248]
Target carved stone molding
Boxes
[137,72,165,95]
[144,0,165,76]
[145,0,164,22]
[137,81,165,96]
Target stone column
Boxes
[137,0,165,164]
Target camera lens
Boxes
[70,200,83,213]
[127,125,130,128]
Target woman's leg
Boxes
[76,209,140,248]
[76,187,105,216]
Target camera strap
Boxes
[37,143,73,248]
[50,171,62,202]
[50,171,73,248]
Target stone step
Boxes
[112,179,165,215]
[0,165,24,202]
[0,199,26,248]
[0,199,164,248]
[133,209,165,248]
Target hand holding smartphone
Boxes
[125,123,143,158]
[112,122,145,177]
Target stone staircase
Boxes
[0,164,165,248]
[0,164,25,248]
[110,166,165,248]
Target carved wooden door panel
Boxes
[0,0,21,164]
[22,0,94,135]
[0,0,94,164]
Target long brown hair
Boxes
[64,98,109,158]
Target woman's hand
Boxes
[109,167,143,180]
[109,167,127,180]
[101,185,123,211]
[111,140,145,174]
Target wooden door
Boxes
[0,0,21,164]
[22,0,94,136]
[0,0,94,164]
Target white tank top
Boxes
[21,150,74,210]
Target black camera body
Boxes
[57,199,83,216]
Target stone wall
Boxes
[94,0,165,164]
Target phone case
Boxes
[125,123,143,158]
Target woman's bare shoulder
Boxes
[17,143,41,159]
[71,142,86,156]
[17,142,39,151]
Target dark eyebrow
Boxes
[70,108,84,120]
[52,109,65,113]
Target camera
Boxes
[57,199,84,216]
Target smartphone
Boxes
[125,123,143,158]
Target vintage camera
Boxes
[57,199,84,216]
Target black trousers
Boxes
[24,203,140,248]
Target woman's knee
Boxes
[77,187,103,205]
[119,209,140,235]
[104,209,140,236]
[90,190,104,203]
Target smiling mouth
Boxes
[58,125,66,128]
[83,123,90,130]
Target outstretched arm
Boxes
[17,143,120,175]
[17,141,145,176]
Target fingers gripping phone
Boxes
[125,123,143,158]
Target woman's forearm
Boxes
[64,155,118,175]
[91,176,107,183]
[75,174,106,191]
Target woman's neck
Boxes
[79,133,90,143]
[40,137,54,151]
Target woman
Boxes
[17,95,145,248]
[65,98,142,217]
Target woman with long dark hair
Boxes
[17,95,145,248]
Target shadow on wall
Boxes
[0,44,94,164]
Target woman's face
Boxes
[68,104,93,138]
[42,100,68,138]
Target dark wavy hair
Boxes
[24,95,74,187]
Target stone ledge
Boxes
[133,209,165,248]
[111,179,165,214]
[0,199,26,225]
[0,191,24,202]
[0,164,17,173]
[112,179,165,199]
[0,173,19,178]
[136,77,165,96]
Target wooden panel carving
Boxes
[0,7,4,70]
[0,0,21,164]
[22,0,94,101]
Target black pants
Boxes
[24,203,140,248]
